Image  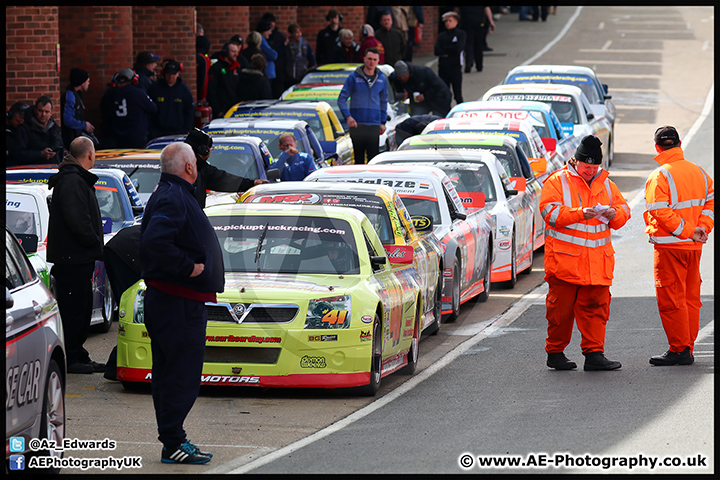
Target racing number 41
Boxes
[322,309,348,326]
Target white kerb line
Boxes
[521,6,584,66]
[227,284,548,474]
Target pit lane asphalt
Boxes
[63,6,714,475]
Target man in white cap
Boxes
[435,11,466,105]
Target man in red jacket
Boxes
[358,24,385,64]
[540,135,630,371]
[645,126,714,366]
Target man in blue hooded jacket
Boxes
[337,47,388,164]
[139,142,224,464]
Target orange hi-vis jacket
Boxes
[644,147,714,250]
[540,164,630,286]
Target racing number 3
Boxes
[115,99,128,117]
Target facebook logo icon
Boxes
[9,454,25,471]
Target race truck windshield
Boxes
[207,147,261,180]
[398,197,441,227]
[442,164,497,203]
[243,193,395,244]
[95,186,124,222]
[6,210,38,236]
[211,215,360,275]
[97,163,160,197]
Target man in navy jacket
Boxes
[100,68,157,148]
[139,142,223,464]
[337,47,388,164]
[148,60,194,140]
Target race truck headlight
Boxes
[133,287,146,324]
[305,295,352,329]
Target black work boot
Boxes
[546,352,577,370]
[583,352,621,371]
[649,347,694,366]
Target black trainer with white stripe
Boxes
[161,440,212,464]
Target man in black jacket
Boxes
[139,142,223,464]
[6,102,30,166]
[134,51,160,93]
[435,11,466,105]
[316,9,342,66]
[16,96,64,165]
[392,60,452,117]
[184,128,267,208]
[47,136,105,374]
[459,6,495,73]
[207,43,242,119]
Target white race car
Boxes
[421,116,564,183]
[306,164,494,319]
[482,83,613,169]
[502,64,616,130]
[370,150,536,288]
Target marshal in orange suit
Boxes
[645,126,714,366]
[540,135,630,371]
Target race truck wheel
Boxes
[34,359,65,473]
[501,234,518,289]
[90,273,114,334]
[476,240,493,302]
[360,314,383,396]
[521,226,534,275]
[447,258,461,322]
[400,302,421,375]
[427,275,443,335]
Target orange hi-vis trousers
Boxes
[545,276,611,355]
[654,247,703,354]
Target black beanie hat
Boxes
[574,135,603,165]
[196,35,211,55]
[70,68,90,87]
[184,128,213,155]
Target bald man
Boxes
[139,142,224,464]
[47,136,105,374]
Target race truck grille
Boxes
[206,303,299,324]
[204,346,282,364]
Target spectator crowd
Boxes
[6,6,549,166]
